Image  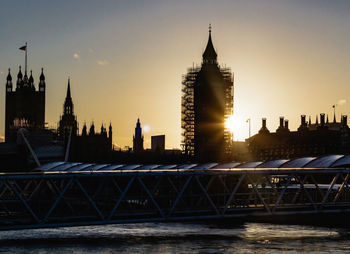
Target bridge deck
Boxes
[1,168,350,230]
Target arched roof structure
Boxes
[38,154,350,172]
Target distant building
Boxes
[151,135,165,153]
[70,122,112,161]
[182,27,234,161]
[58,79,78,140]
[56,79,112,161]
[247,114,350,161]
[5,67,46,142]
[133,118,144,153]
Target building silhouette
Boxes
[133,118,144,153]
[58,78,78,140]
[182,27,234,161]
[56,79,112,161]
[151,135,165,153]
[5,67,46,142]
[247,114,350,161]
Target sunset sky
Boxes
[1,0,350,149]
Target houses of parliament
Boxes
[2,27,350,168]
[4,66,112,164]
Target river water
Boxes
[0,222,349,253]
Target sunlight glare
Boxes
[225,115,237,133]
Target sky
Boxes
[1,0,350,149]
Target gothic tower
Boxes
[133,118,144,152]
[5,67,46,142]
[182,27,234,161]
[58,78,78,140]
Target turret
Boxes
[89,122,95,136]
[6,68,12,92]
[39,68,45,92]
[28,70,34,90]
[16,66,23,90]
[82,123,87,136]
[23,69,29,86]
[109,122,112,139]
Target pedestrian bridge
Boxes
[1,154,350,230]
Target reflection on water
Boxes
[0,222,349,253]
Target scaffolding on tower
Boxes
[181,65,234,157]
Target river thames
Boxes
[0,222,349,253]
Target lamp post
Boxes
[246,118,251,138]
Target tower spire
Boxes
[67,77,71,98]
[202,24,217,64]
[64,78,73,115]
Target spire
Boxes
[82,122,87,136]
[29,70,34,84]
[202,24,217,64]
[17,66,23,80]
[66,78,71,99]
[64,78,73,115]
[309,116,311,126]
[40,68,45,81]
[89,122,95,136]
[7,68,12,81]
[6,68,12,92]
[326,114,329,124]
[135,118,142,139]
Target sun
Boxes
[224,115,237,133]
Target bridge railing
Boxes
[0,167,350,230]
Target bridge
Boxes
[1,155,350,230]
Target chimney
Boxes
[262,118,266,128]
[301,115,306,126]
[285,119,289,130]
[342,115,348,126]
[279,116,284,128]
[320,113,325,126]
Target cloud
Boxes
[88,48,94,53]
[73,53,80,59]
[97,60,109,66]
[338,99,346,106]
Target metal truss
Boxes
[1,168,350,230]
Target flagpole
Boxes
[25,42,27,75]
